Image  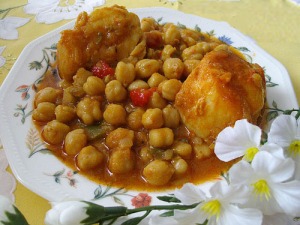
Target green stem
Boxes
[98,203,199,224]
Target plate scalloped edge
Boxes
[0,7,298,205]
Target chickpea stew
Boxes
[32,8,238,191]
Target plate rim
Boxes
[0,7,298,203]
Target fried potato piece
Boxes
[175,49,266,153]
[57,5,142,81]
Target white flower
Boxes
[152,182,262,225]
[0,195,28,224]
[215,119,284,162]
[0,148,16,202]
[45,201,96,225]
[268,114,300,179]
[0,17,30,40]
[229,151,300,216]
[24,0,106,24]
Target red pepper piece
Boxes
[91,60,115,78]
[130,88,157,107]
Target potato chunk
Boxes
[175,49,266,158]
[57,5,142,81]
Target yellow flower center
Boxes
[252,179,271,201]
[201,200,221,219]
[244,147,259,162]
[288,140,300,158]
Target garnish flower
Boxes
[229,151,300,216]
[160,182,262,225]
[24,0,105,24]
[215,119,284,162]
[268,114,300,179]
[45,201,105,225]
[0,17,30,40]
[0,195,28,225]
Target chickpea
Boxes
[161,45,176,61]
[162,105,180,128]
[172,158,188,176]
[127,108,145,130]
[163,24,181,46]
[172,141,192,159]
[42,120,70,145]
[145,30,163,49]
[135,59,161,79]
[142,108,164,129]
[55,105,76,123]
[62,87,77,105]
[141,17,158,32]
[148,92,167,109]
[35,87,62,106]
[129,39,147,61]
[67,85,86,98]
[181,44,203,61]
[161,79,182,101]
[83,76,105,96]
[105,80,127,102]
[128,80,149,91]
[76,97,102,125]
[32,102,56,122]
[108,147,135,174]
[77,145,104,170]
[163,58,184,79]
[183,59,201,77]
[65,129,87,156]
[103,104,126,126]
[149,128,174,148]
[147,73,167,88]
[115,62,135,87]
[106,128,134,149]
[73,68,92,87]
[143,160,174,186]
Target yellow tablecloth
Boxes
[0,0,299,224]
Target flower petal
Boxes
[215,119,261,162]
[209,180,250,205]
[252,151,295,183]
[260,143,285,159]
[229,160,255,186]
[272,181,300,216]
[174,183,207,204]
[219,205,262,225]
[268,115,297,148]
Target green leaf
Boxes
[266,82,278,87]
[295,110,300,119]
[113,196,125,206]
[157,195,181,203]
[272,100,278,109]
[1,206,29,225]
[177,22,186,29]
[159,210,174,217]
[29,61,43,70]
[81,202,106,224]
[121,211,150,225]
[236,46,250,52]
[266,111,279,122]
[195,24,201,32]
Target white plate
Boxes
[0,8,298,207]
